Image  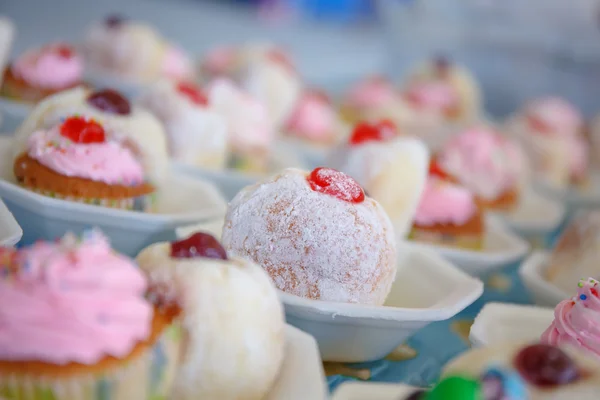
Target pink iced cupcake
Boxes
[437,127,523,211]
[410,176,484,250]
[1,42,84,103]
[284,89,344,147]
[542,277,600,360]
[510,97,588,186]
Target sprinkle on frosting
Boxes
[413,177,477,227]
[0,231,152,365]
[11,42,83,90]
[27,118,146,186]
[541,277,600,360]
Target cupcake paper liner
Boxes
[0,324,181,400]
[410,228,483,251]
[28,188,148,212]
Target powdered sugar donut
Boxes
[222,167,397,305]
[138,79,228,169]
[136,232,284,400]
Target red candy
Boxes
[349,120,398,145]
[429,159,450,179]
[60,117,106,144]
[176,82,208,106]
[514,344,579,387]
[307,167,365,203]
[170,232,228,260]
[87,89,131,115]
[54,45,73,59]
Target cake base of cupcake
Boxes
[410,212,484,251]
[0,306,180,400]
[1,67,83,104]
[14,153,154,211]
[475,187,519,212]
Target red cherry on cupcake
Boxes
[514,344,579,387]
[429,159,450,179]
[526,114,552,135]
[54,45,74,59]
[87,89,131,115]
[307,167,365,203]
[176,82,208,106]
[170,232,228,260]
[60,117,106,144]
[349,120,398,146]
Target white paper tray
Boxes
[0,197,21,246]
[519,250,567,307]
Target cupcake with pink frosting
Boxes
[1,42,84,103]
[340,75,411,127]
[410,176,484,250]
[541,277,600,360]
[207,79,275,173]
[435,126,525,211]
[506,96,588,187]
[84,15,193,83]
[13,116,154,210]
[0,230,179,399]
[283,89,347,148]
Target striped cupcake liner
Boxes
[28,189,149,212]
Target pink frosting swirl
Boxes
[285,91,337,142]
[414,177,477,226]
[526,97,583,136]
[11,43,83,90]
[346,76,398,110]
[404,81,458,113]
[439,127,519,200]
[0,231,152,365]
[541,278,600,359]
[161,45,193,80]
[201,46,237,76]
[27,122,146,186]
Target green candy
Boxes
[422,376,481,400]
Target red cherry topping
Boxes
[527,114,552,135]
[87,89,131,115]
[60,117,106,144]
[514,344,579,387]
[429,159,450,179]
[176,82,208,106]
[592,287,599,297]
[307,167,365,203]
[349,120,398,145]
[170,232,228,260]
[54,45,74,59]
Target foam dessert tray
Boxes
[519,250,567,307]
[331,382,420,400]
[409,216,530,277]
[0,136,228,256]
[470,302,554,347]
[0,197,22,246]
[533,172,600,209]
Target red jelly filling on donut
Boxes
[349,120,398,146]
[177,82,208,106]
[307,167,365,203]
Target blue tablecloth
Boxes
[326,222,567,393]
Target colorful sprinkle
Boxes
[580,294,587,301]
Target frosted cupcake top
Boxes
[413,177,477,227]
[26,116,146,186]
[403,80,459,115]
[438,127,519,200]
[525,97,583,136]
[541,277,600,359]
[0,231,152,365]
[11,43,83,90]
[284,90,339,143]
[345,75,399,110]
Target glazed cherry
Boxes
[177,82,208,106]
[307,167,365,203]
[87,89,131,115]
[105,14,126,28]
[514,344,579,387]
[349,120,398,146]
[404,389,425,400]
[170,232,228,260]
[429,159,450,179]
[54,45,73,59]
[60,117,106,144]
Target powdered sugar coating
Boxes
[222,168,397,305]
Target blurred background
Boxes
[4,0,600,116]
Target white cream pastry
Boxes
[136,232,285,400]
[222,167,397,305]
[405,57,481,124]
[10,86,169,183]
[0,16,15,89]
[84,15,193,82]
[138,80,228,169]
[327,121,429,238]
[443,342,600,400]
[207,78,274,173]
